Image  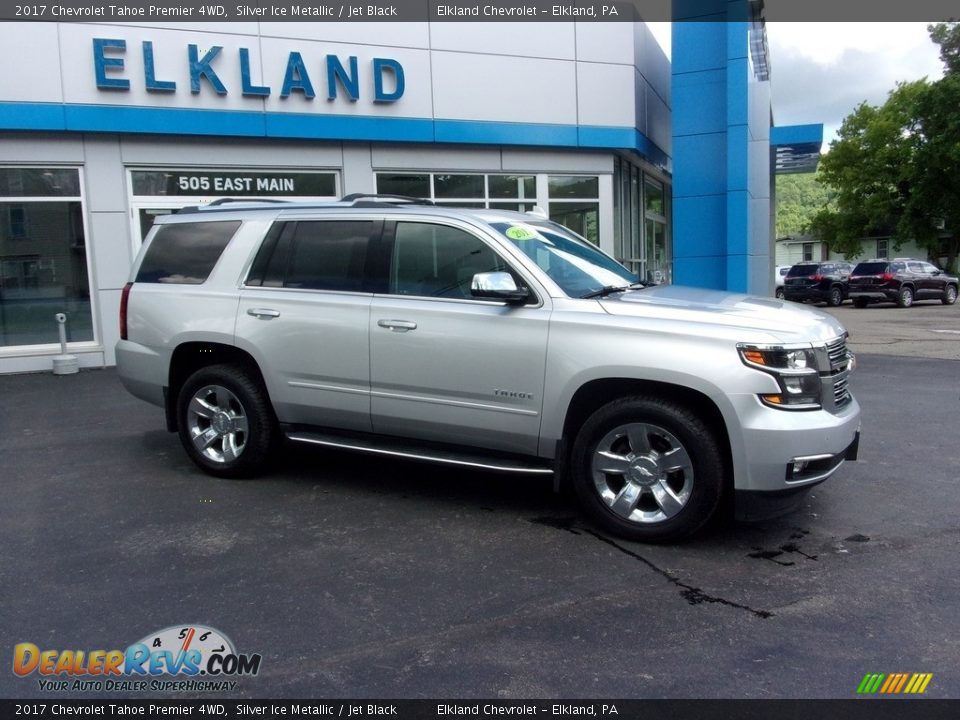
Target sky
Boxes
[646,22,946,151]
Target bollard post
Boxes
[51,313,79,375]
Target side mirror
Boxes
[471,272,530,304]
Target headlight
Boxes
[738,346,821,410]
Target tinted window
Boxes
[390,222,507,299]
[907,262,925,273]
[787,264,819,277]
[136,221,240,284]
[853,262,889,275]
[283,221,376,292]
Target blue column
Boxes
[672,1,762,293]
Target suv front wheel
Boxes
[177,363,276,478]
[943,284,958,305]
[570,397,725,542]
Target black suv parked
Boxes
[783,262,854,307]
[847,259,959,308]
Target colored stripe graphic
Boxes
[857,673,932,694]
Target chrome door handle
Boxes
[377,319,417,332]
[247,308,280,319]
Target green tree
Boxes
[809,23,960,272]
[775,171,834,239]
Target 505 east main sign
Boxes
[92,38,406,103]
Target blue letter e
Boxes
[93,38,130,91]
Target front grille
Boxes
[825,336,847,370]
[833,374,851,407]
[825,336,852,408]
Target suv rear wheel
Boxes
[570,397,725,542]
[943,284,958,305]
[177,363,276,478]
[896,286,914,308]
[827,286,843,307]
[853,297,869,309]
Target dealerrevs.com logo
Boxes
[13,625,261,692]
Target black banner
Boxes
[4,0,960,22]
[1,700,959,720]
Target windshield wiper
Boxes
[579,282,648,299]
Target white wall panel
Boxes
[119,136,344,167]
[82,136,127,213]
[371,146,504,171]
[576,23,634,64]
[260,22,430,48]
[429,22,575,60]
[577,64,636,127]
[431,52,576,124]
[88,211,133,290]
[0,23,63,103]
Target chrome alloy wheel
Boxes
[186,384,249,464]
[591,423,694,524]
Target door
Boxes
[369,220,550,456]
[235,219,381,431]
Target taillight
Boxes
[120,282,133,340]
[812,274,823,282]
[881,272,895,281]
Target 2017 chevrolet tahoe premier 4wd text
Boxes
[116,197,861,542]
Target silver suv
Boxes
[116,196,861,542]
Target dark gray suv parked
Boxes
[847,259,959,308]
[783,262,854,307]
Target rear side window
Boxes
[247,220,379,292]
[853,262,888,275]
[136,221,240,284]
[286,221,374,291]
[787,264,819,277]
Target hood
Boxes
[598,285,847,345]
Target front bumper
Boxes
[735,430,859,521]
[784,288,830,302]
[847,289,896,301]
[728,389,861,496]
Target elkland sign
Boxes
[92,37,406,103]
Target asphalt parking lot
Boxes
[1,300,959,701]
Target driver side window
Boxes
[390,222,507,299]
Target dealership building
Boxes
[0,9,821,373]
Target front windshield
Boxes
[492,221,637,298]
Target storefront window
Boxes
[613,157,672,282]
[548,176,599,199]
[489,175,535,199]
[548,175,600,245]
[375,173,536,212]
[434,174,484,199]
[0,168,92,348]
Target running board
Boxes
[285,430,553,475]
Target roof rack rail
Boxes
[341,193,435,207]
[205,198,292,206]
[175,198,294,214]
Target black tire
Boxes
[853,297,869,309]
[896,286,914,308]
[827,286,843,307]
[775,287,785,300]
[943,284,958,306]
[570,396,725,543]
[177,363,276,478]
